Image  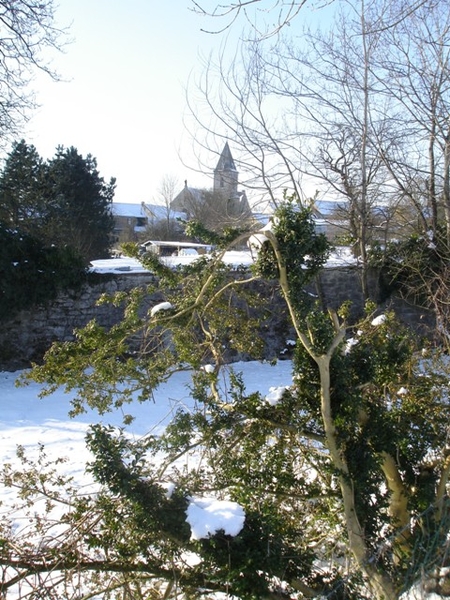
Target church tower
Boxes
[172,142,251,224]
[213,142,239,200]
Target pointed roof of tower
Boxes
[215,142,237,172]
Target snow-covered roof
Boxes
[111,202,147,218]
[313,199,389,218]
[260,200,346,222]
[111,202,186,222]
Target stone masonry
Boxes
[0,267,435,371]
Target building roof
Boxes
[111,202,147,218]
[111,202,186,221]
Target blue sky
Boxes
[22,1,330,205]
[23,0,222,204]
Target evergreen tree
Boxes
[0,143,116,264]
[42,146,116,262]
[0,142,115,317]
[0,139,45,231]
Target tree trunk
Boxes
[316,353,398,600]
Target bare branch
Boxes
[190,0,310,38]
[0,1,68,145]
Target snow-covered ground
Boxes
[0,359,441,598]
[0,360,294,537]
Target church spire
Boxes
[214,142,238,199]
[215,142,237,173]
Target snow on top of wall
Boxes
[90,247,356,275]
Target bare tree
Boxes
[186,0,450,299]
[190,0,310,38]
[184,45,311,212]
[158,174,179,208]
[370,0,450,241]
[0,1,67,145]
[190,0,429,38]
[271,0,396,296]
[186,1,396,298]
[150,174,182,239]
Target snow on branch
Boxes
[186,496,245,540]
[150,302,174,317]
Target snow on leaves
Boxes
[185,496,245,540]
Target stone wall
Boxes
[0,267,435,371]
[313,266,434,336]
[0,273,158,371]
